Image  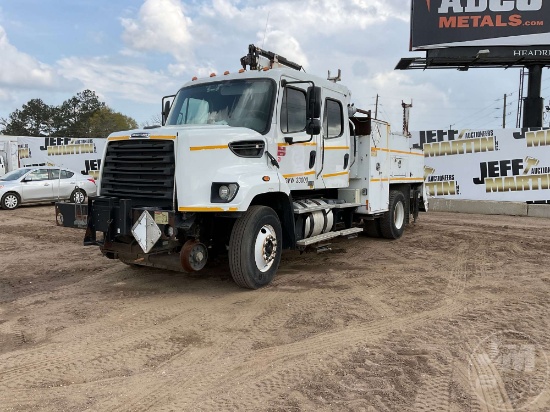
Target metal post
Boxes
[522,65,544,128]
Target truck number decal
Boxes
[286,176,309,184]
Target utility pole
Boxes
[503,93,507,129]
[374,94,379,119]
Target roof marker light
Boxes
[238,69,245,73]
[224,71,230,75]
[210,73,216,77]
[192,76,198,81]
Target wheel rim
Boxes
[394,200,405,230]
[254,224,278,273]
[4,194,18,209]
[74,191,85,203]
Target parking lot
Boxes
[1,205,549,411]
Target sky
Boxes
[1,0,549,133]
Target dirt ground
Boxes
[0,205,549,412]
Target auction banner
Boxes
[17,137,106,181]
[410,128,550,202]
[411,0,550,50]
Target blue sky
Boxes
[0,0,548,131]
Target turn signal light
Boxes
[262,176,270,182]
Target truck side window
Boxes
[323,99,343,139]
[281,87,306,133]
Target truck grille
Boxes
[100,139,175,201]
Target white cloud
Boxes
[57,56,178,103]
[120,0,193,61]
[0,26,56,89]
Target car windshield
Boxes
[166,79,275,134]
[0,168,32,181]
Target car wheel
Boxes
[71,189,86,204]
[1,192,20,210]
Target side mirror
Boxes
[162,100,171,125]
[306,119,321,135]
[306,86,321,119]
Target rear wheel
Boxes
[71,189,86,204]
[1,192,20,210]
[229,206,282,289]
[380,190,406,239]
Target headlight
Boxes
[211,183,239,203]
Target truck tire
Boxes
[1,192,20,210]
[363,219,381,238]
[229,205,282,289]
[380,190,406,239]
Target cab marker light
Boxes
[224,71,230,75]
[192,76,198,81]
[210,73,216,77]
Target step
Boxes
[296,227,363,247]
[293,202,362,214]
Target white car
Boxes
[0,166,97,210]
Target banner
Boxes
[411,0,550,50]
[410,128,550,202]
[17,137,107,181]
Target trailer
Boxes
[57,45,427,289]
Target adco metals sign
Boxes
[411,0,550,50]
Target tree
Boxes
[1,90,138,138]
[0,99,54,136]
[54,89,105,137]
[87,107,138,138]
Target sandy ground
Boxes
[0,205,549,412]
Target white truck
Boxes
[0,136,19,176]
[58,45,427,289]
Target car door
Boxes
[51,169,76,200]
[20,169,54,202]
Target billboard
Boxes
[411,0,550,50]
[410,128,550,202]
[18,137,106,181]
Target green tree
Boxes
[87,107,138,138]
[1,90,138,138]
[54,89,105,137]
[0,99,54,136]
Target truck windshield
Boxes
[166,79,275,134]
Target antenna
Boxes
[261,11,270,49]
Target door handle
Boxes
[309,151,316,169]
[44,183,50,186]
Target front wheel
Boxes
[229,206,282,289]
[1,192,20,210]
[380,190,406,239]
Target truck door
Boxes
[317,94,349,189]
[277,78,319,190]
[21,169,53,201]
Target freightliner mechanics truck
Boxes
[58,45,427,289]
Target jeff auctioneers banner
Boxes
[17,137,107,181]
[410,128,550,202]
[411,0,550,50]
